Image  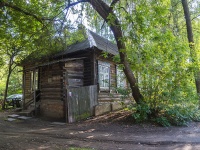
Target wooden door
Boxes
[67,85,97,123]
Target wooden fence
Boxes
[67,85,97,123]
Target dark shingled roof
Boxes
[56,30,118,57]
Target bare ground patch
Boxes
[1,110,200,150]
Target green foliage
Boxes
[65,27,87,46]
[129,101,200,126]
[154,116,171,127]
[131,103,151,123]
[8,67,22,95]
[0,0,74,99]
[101,52,109,58]
[108,0,200,126]
[163,104,200,126]
[116,87,131,101]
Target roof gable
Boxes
[56,30,118,57]
[88,30,118,55]
[21,30,119,65]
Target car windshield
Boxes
[7,94,22,99]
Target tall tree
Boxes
[181,0,200,102]
[2,46,20,109]
[0,0,68,109]
[67,0,143,104]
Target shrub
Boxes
[129,101,200,126]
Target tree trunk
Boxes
[2,60,13,109]
[2,49,17,109]
[88,0,143,104]
[181,0,200,102]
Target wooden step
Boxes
[19,107,35,117]
[98,92,123,103]
[98,94,122,98]
[98,97,121,101]
[20,101,41,117]
[98,100,114,103]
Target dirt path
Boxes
[1,110,200,150]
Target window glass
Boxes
[30,71,34,91]
[35,70,38,90]
[30,69,39,91]
[98,61,110,89]
[117,67,126,88]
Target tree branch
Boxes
[65,0,88,9]
[191,14,200,21]
[0,1,43,23]
[110,0,120,11]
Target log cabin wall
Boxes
[83,51,96,86]
[61,50,96,86]
[22,47,119,119]
[110,62,117,92]
[66,50,117,90]
[23,63,37,106]
[83,58,93,86]
[23,70,32,104]
[64,60,84,88]
[39,62,65,120]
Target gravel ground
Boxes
[1,110,200,150]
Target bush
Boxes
[116,87,131,100]
[129,101,200,126]
[154,116,171,127]
[131,102,151,123]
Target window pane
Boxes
[98,62,110,89]
[117,67,126,88]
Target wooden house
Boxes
[21,30,127,123]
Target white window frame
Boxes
[30,69,39,91]
[98,61,110,90]
[117,67,126,88]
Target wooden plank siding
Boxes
[62,51,95,87]
[23,71,32,103]
[64,60,84,88]
[83,58,93,86]
[39,63,65,119]
[67,85,97,123]
[40,63,64,101]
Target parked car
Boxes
[6,94,23,108]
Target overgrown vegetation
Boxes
[129,101,200,126]
[117,85,200,126]
[108,0,200,126]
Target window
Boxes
[98,61,110,90]
[35,70,38,90]
[30,71,34,91]
[117,67,126,88]
[30,69,39,91]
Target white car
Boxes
[6,94,23,107]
